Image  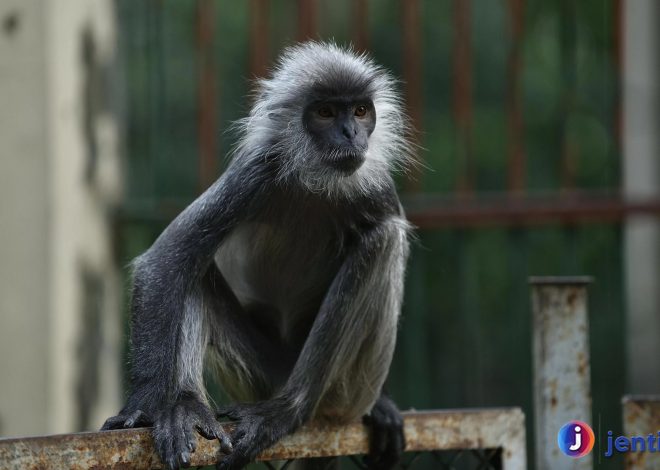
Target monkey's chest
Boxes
[214,220,344,336]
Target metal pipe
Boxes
[531,276,593,469]
[0,408,526,469]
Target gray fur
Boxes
[232,41,414,198]
[103,42,412,470]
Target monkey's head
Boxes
[234,42,412,197]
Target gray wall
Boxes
[0,0,123,436]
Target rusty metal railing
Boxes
[0,408,526,469]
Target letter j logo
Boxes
[558,421,595,458]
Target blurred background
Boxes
[0,1,659,468]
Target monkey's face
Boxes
[303,99,377,174]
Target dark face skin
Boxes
[303,98,377,174]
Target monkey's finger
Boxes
[230,427,246,445]
[368,420,388,458]
[196,422,233,454]
[394,423,405,453]
[215,438,255,470]
[383,424,404,466]
[124,409,150,428]
[195,402,232,447]
[100,415,126,430]
[172,406,195,465]
[155,430,176,470]
[195,422,217,440]
[217,429,233,454]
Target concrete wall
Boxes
[623,0,660,394]
[0,0,122,436]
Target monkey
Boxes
[102,42,413,470]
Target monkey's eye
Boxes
[317,105,335,118]
[354,105,368,117]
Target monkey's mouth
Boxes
[327,151,366,175]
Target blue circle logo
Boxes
[557,421,595,458]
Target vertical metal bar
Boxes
[196,0,217,191]
[622,396,660,469]
[530,276,593,470]
[612,0,623,151]
[249,0,270,78]
[297,0,317,42]
[506,0,526,194]
[452,0,473,194]
[559,0,578,192]
[353,0,369,52]
[401,0,423,192]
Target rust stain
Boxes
[576,351,589,377]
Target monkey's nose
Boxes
[342,123,357,141]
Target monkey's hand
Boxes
[103,394,232,470]
[152,394,233,470]
[215,398,302,469]
[362,395,406,470]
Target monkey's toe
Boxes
[363,397,405,470]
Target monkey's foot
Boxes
[152,395,232,470]
[362,396,405,470]
[215,399,300,469]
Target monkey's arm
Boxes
[218,216,410,469]
[102,160,271,469]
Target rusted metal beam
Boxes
[405,194,660,229]
[401,0,423,192]
[195,0,218,190]
[558,0,578,191]
[530,277,593,469]
[352,0,369,53]
[118,194,660,229]
[452,0,474,195]
[296,0,317,42]
[506,0,526,193]
[249,0,270,78]
[622,395,660,469]
[0,409,526,469]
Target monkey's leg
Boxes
[202,265,297,403]
[363,393,405,470]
